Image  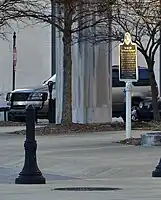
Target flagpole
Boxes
[12,32,16,91]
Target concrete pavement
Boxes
[0,126,26,133]
[0,124,45,133]
[0,129,161,199]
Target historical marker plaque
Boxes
[119,32,138,82]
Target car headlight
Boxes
[139,102,143,108]
[144,102,151,109]
[139,101,151,109]
[28,93,43,101]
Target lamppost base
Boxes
[15,174,46,184]
[152,169,161,177]
[152,158,161,177]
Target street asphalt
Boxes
[0,126,161,199]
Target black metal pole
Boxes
[160,0,161,96]
[51,0,56,76]
[12,32,16,91]
[152,158,161,177]
[48,81,55,123]
[15,105,46,184]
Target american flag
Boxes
[13,46,17,71]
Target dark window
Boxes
[132,68,150,86]
[112,70,125,87]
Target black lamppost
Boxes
[12,32,17,91]
[152,158,161,177]
[51,0,56,76]
[15,105,46,184]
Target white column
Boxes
[72,39,85,123]
[72,40,112,123]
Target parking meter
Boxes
[48,81,54,99]
[48,81,55,123]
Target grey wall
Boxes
[0,23,51,97]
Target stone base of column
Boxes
[72,107,112,124]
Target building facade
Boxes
[0,23,51,96]
[0,22,160,123]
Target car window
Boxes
[132,68,150,86]
[112,70,125,87]
[112,66,157,88]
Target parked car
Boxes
[138,97,161,121]
[6,65,154,122]
[6,75,56,122]
[112,65,156,121]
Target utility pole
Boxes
[51,0,56,76]
[12,32,17,91]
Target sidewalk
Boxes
[0,124,44,133]
[0,129,160,199]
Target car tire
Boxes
[19,117,26,122]
[8,114,26,122]
[122,102,140,122]
[7,113,13,121]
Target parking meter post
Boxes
[126,81,132,139]
[48,81,54,123]
[35,108,38,124]
[15,105,46,184]
[49,99,55,123]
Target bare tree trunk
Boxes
[61,8,72,124]
[147,60,160,121]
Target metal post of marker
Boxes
[119,32,138,140]
[12,32,17,91]
[125,81,132,139]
